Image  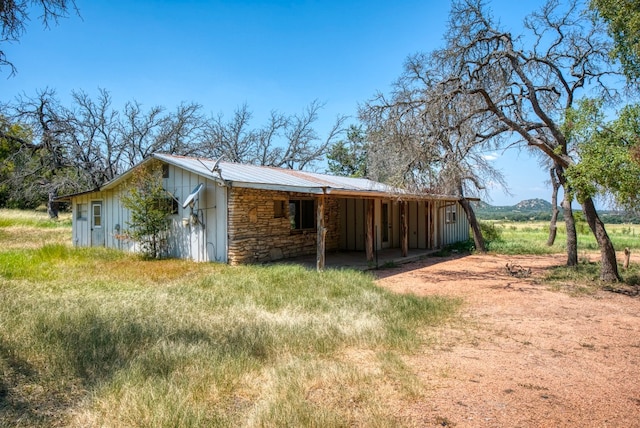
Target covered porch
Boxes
[281,247,443,271]
[313,194,469,271]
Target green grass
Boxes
[482,220,640,291]
[0,208,72,228]
[0,211,460,427]
[484,221,640,255]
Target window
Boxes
[274,200,287,218]
[156,197,179,215]
[289,199,315,230]
[162,164,170,178]
[76,203,88,220]
[445,205,457,224]
[92,203,102,227]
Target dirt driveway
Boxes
[375,253,640,427]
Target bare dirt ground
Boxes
[375,253,640,428]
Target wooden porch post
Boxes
[365,199,374,262]
[401,201,408,257]
[316,194,326,271]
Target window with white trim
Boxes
[445,205,457,224]
[76,203,88,220]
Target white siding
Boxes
[70,163,228,262]
[438,201,470,247]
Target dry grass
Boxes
[0,210,459,428]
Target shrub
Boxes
[479,221,502,242]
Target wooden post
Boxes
[316,194,326,271]
[365,199,374,262]
[401,201,408,257]
[624,247,631,269]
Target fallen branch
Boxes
[506,263,531,278]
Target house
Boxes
[59,153,472,269]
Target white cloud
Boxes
[482,152,500,161]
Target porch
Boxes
[279,247,442,271]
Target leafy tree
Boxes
[327,125,368,177]
[0,116,31,206]
[565,99,640,212]
[591,0,640,84]
[1,0,78,75]
[120,165,173,259]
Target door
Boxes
[91,201,105,247]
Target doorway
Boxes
[91,201,104,247]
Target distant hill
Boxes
[472,198,555,217]
[513,198,553,211]
[472,199,639,223]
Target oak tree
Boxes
[432,0,622,281]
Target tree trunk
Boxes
[547,166,560,246]
[556,169,578,267]
[459,197,486,253]
[47,190,59,219]
[561,190,578,267]
[582,196,621,282]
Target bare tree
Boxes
[67,89,124,187]
[1,0,79,75]
[433,0,621,281]
[200,100,346,170]
[120,101,168,168]
[1,89,345,211]
[200,104,258,163]
[361,52,508,253]
[2,88,86,216]
[546,165,561,246]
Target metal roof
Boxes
[153,154,461,200]
[154,154,396,192]
[59,153,469,201]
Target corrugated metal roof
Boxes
[60,153,468,201]
[154,154,411,197]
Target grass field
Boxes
[2,210,638,427]
[484,220,640,255]
[0,209,460,427]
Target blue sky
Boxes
[2,0,557,206]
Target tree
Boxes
[565,99,640,213]
[0,115,31,207]
[591,0,640,84]
[1,88,344,210]
[327,125,368,177]
[1,0,78,75]
[1,88,88,217]
[431,0,622,281]
[200,100,346,170]
[119,165,174,259]
[1,89,207,211]
[360,51,509,253]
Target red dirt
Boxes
[375,253,640,427]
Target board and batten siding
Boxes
[437,200,469,247]
[338,198,470,252]
[71,163,228,262]
[161,164,227,262]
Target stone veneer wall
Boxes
[227,187,340,264]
